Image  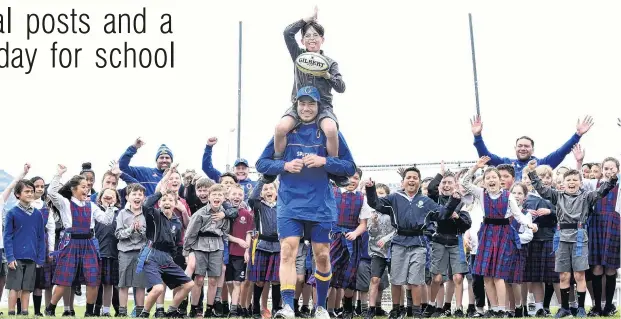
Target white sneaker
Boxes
[314,306,330,319]
[274,305,295,319]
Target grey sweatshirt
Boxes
[115,208,147,252]
[183,203,230,254]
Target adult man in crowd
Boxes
[119,138,173,196]
[469,115,594,180]
[201,138,257,198]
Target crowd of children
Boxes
[1,6,620,319]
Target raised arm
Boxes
[365,183,393,215]
[248,179,264,211]
[201,138,223,182]
[528,168,559,205]
[586,175,618,205]
[284,19,305,60]
[461,157,489,200]
[427,171,444,202]
[47,165,69,214]
[538,116,592,168]
[470,116,511,166]
[118,138,148,179]
[1,164,30,203]
[327,61,346,93]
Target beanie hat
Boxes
[156,144,173,162]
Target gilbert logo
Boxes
[297,56,325,69]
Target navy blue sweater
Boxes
[4,205,46,265]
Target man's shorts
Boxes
[555,242,589,273]
[194,250,224,277]
[283,104,339,128]
[226,255,247,282]
[391,245,426,286]
[6,259,37,291]
[429,242,469,276]
[278,217,331,243]
[356,259,389,292]
[296,243,310,275]
[144,249,192,290]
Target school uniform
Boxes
[366,186,460,286]
[330,188,371,290]
[523,192,559,283]
[506,210,534,284]
[583,179,620,269]
[428,203,472,277]
[32,199,56,290]
[47,175,116,288]
[247,181,280,283]
[0,197,8,278]
[183,204,230,278]
[4,203,46,291]
[529,172,617,273]
[136,192,191,290]
[365,210,393,289]
[95,206,120,286]
[226,207,254,282]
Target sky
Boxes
[1,0,620,186]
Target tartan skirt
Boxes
[35,258,55,289]
[524,240,559,283]
[472,224,517,280]
[248,249,280,283]
[53,237,101,287]
[330,232,361,290]
[506,244,527,284]
[99,257,119,286]
[588,211,620,269]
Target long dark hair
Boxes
[58,175,86,200]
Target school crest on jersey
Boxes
[171,225,177,234]
[240,216,247,224]
[417,200,424,208]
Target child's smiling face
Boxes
[302,26,324,52]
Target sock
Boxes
[476,306,484,313]
[231,304,239,313]
[64,306,71,311]
[361,302,369,314]
[560,287,570,309]
[406,290,413,307]
[314,270,332,309]
[428,301,436,307]
[215,287,222,302]
[47,304,57,313]
[343,297,353,313]
[136,306,144,315]
[156,303,164,309]
[392,304,400,311]
[21,310,28,316]
[591,274,603,308]
[498,306,506,312]
[294,300,299,312]
[543,283,554,309]
[605,274,616,307]
[86,303,95,315]
[33,295,42,314]
[119,307,127,314]
[102,306,110,314]
[271,284,282,310]
[467,304,475,311]
[443,303,451,311]
[577,291,586,308]
[281,287,295,310]
[356,300,362,312]
[253,285,262,314]
[16,298,21,314]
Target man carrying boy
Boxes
[184,184,231,318]
[4,179,46,316]
[256,86,356,319]
[527,161,617,318]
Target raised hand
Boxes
[440,160,446,176]
[572,144,585,162]
[57,164,67,176]
[527,159,538,172]
[109,160,121,176]
[576,115,594,136]
[22,163,31,176]
[397,167,406,178]
[364,177,374,188]
[207,137,218,147]
[475,156,491,169]
[470,115,483,136]
[304,6,318,23]
[134,137,145,149]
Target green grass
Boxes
[0,300,175,317]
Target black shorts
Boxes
[174,247,186,269]
[371,257,389,279]
[225,256,247,282]
[283,104,339,128]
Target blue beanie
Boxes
[156,144,173,162]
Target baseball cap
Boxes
[295,86,320,102]
[234,158,249,167]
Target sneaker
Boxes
[574,308,586,318]
[300,306,312,318]
[117,310,129,317]
[406,307,413,317]
[440,308,452,317]
[274,305,295,319]
[465,307,476,318]
[189,308,200,318]
[453,309,464,318]
[483,310,496,318]
[586,307,601,317]
[515,306,523,318]
[602,304,617,317]
[155,308,167,318]
[165,310,184,318]
[388,309,401,319]
[138,311,150,318]
[342,311,354,319]
[569,308,578,317]
[223,303,231,317]
[468,311,485,318]
[132,308,138,317]
[101,313,112,317]
[35,312,44,317]
[315,307,331,319]
[214,302,225,317]
[376,308,388,317]
[45,308,56,317]
[432,309,444,317]
[534,309,547,317]
[62,310,72,317]
[554,308,572,318]
[543,309,551,317]
[364,309,375,319]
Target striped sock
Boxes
[280,286,296,310]
[315,270,332,309]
